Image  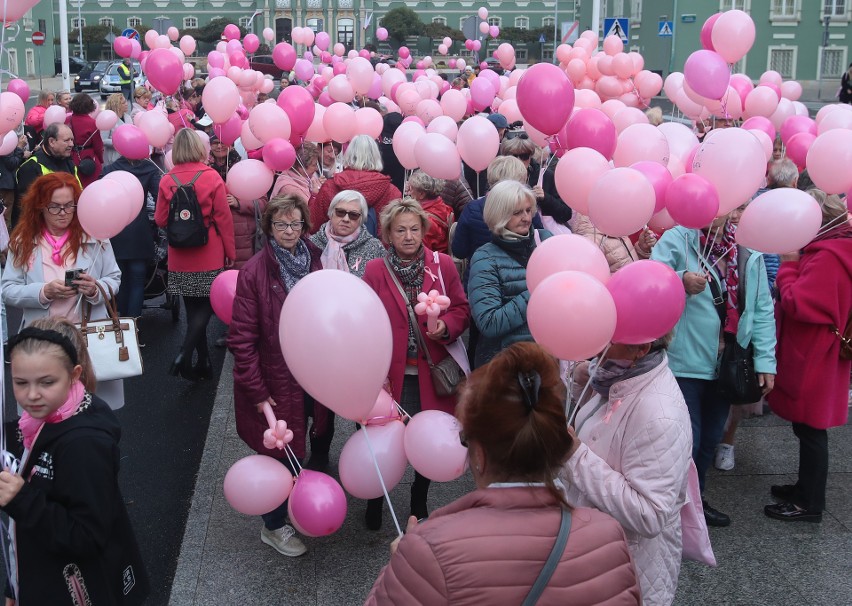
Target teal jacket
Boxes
[651,226,776,380]
[468,229,552,367]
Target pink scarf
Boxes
[320,223,360,272]
[42,229,69,266]
[19,380,85,450]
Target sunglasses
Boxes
[333,208,362,221]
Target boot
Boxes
[305,429,333,472]
[365,497,383,531]
[410,472,431,520]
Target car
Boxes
[99,60,145,99]
[54,55,87,76]
[74,60,111,92]
[249,55,284,79]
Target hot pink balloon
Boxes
[288,470,347,537]
[740,116,775,141]
[588,167,656,236]
[517,63,575,135]
[806,129,852,194]
[692,128,767,215]
[210,270,239,325]
[114,36,132,58]
[414,133,461,180]
[613,123,669,167]
[683,50,730,100]
[339,420,407,499]
[700,13,722,51]
[262,138,297,172]
[404,411,468,482]
[527,234,611,292]
[273,42,297,71]
[112,124,150,160]
[607,260,687,345]
[144,48,183,95]
[457,115,499,172]
[780,115,817,146]
[223,23,241,41]
[736,188,823,254]
[785,131,816,169]
[631,161,673,214]
[528,271,617,361]
[213,113,242,146]
[243,33,260,54]
[554,147,611,215]
[77,180,133,239]
[223,455,294,516]
[563,108,617,160]
[226,159,274,199]
[665,173,720,229]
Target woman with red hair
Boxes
[2,172,123,407]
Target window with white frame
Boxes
[515,16,529,29]
[821,47,846,77]
[768,46,796,79]
[127,17,142,28]
[432,16,447,25]
[239,17,251,28]
[824,0,846,17]
[71,17,85,28]
[542,16,555,27]
[731,57,746,74]
[183,17,198,29]
[99,17,114,27]
[771,0,797,17]
[631,0,643,18]
[488,17,501,27]
[542,48,554,61]
[515,48,528,61]
[306,18,323,32]
[720,0,747,9]
[613,0,624,15]
[23,9,33,30]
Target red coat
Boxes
[769,230,852,429]
[362,248,470,414]
[228,239,328,458]
[310,169,402,235]
[67,113,103,188]
[421,196,454,254]
[154,162,236,272]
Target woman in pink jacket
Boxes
[366,342,640,606]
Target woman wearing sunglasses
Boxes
[310,190,386,278]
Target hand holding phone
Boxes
[64,268,82,290]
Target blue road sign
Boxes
[539,33,546,43]
[603,17,629,43]
[658,21,674,37]
[121,28,139,39]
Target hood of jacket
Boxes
[28,396,120,460]
[331,170,393,208]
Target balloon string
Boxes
[72,241,104,316]
[457,171,475,202]
[395,403,411,421]
[284,444,303,474]
[707,244,735,270]
[362,427,403,538]
[146,157,166,175]
[813,213,848,239]
[566,343,611,427]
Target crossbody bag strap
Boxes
[521,508,572,606]
[383,258,434,366]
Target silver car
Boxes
[99,61,145,99]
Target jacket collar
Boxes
[431,486,560,520]
[606,354,670,401]
[380,246,440,311]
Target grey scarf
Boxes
[271,238,311,292]
[590,349,666,399]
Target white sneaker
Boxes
[714,444,735,471]
[260,524,307,557]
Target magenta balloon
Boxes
[287,470,347,537]
[736,188,822,254]
[517,63,575,135]
[528,270,617,361]
[785,132,816,169]
[262,138,297,172]
[588,167,656,236]
[243,33,260,54]
[223,455,293,516]
[554,147,611,215]
[457,115,499,172]
[665,173,720,229]
[210,270,239,325]
[112,124,150,160]
[113,36,132,59]
[339,421,407,499]
[683,50,730,100]
[563,108,617,160]
[404,411,468,482]
[277,85,316,134]
[700,13,721,51]
[740,116,775,141]
[213,113,242,146]
[780,115,817,146]
[631,161,673,213]
[414,132,461,180]
[272,42,297,71]
[527,234,611,292]
[692,128,766,214]
[806,129,852,194]
[144,48,183,95]
[607,260,687,345]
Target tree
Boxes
[423,22,465,42]
[381,6,422,44]
[196,18,246,43]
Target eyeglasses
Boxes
[513,153,531,161]
[46,204,77,215]
[272,220,304,232]
[333,208,362,221]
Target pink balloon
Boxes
[415,99,442,125]
[554,147,611,215]
[347,57,375,95]
[273,42,297,72]
[631,161,673,214]
[144,29,158,50]
[144,48,183,96]
[806,129,852,194]
[489,25,500,38]
[692,128,766,214]
[517,63,575,135]
[711,10,755,64]
[6,78,28,104]
[729,74,754,107]
[213,113,242,146]
[225,159,274,199]
[376,27,388,41]
[613,123,669,167]
[280,271,392,420]
[339,421,407,499]
[648,208,676,232]
[414,132,461,180]
[249,102,291,143]
[179,35,196,56]
[425,116,457,143]
[137,110,171,148]
[603,35,624,56]
[315,31,330,51]
[456,115,499,172]
[392,121,425,170]
[780,115,817,146]
[528,271,617,361]
[243,33,260,54]
[223,23,241,41]
[478,6,488,19]
[304,105,328,142]
[112,124,150,160]
[588,167,656,236]
[736,188,823,254]
[781,80,803,101]
[612,107,649,134]
[77,180,132,239]
[404,411,468,482]
[527,234,611,292]
[42,105,66,128]
[262,138,297,172]
[785,131,816,169]
[683,50,730,100]
[114,36,132,58]
[223,455,294,516]
[328,74,355,103]
[744,86,779,119]
[94,109,118,131]
[563,108,617,160]
[363,390,401,426]
[701,13,722,51]
[741,116,775,141]
[287,470,347,537]
[352,107,383,139]
[469,78,496,111]
[607,260,687,345]
[210,270,239,325]
[440,89,467,122]
[323,102,356,143]
[665,173,720,229]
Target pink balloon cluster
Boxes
[77,171,144,240]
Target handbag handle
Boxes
[383,258,435,367]
[521,508,572,606]
[80,282,125,347]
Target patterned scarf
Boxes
[701,222,739,335]
[590,350,665,400]
[271,238,311,292]
[320,222,360,272]
[387,245,425,364]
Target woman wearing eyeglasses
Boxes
[155,129,235,381]
[228,194,326,558]
[2,172,123,406]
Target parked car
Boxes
[249,55,284,79]
[99,60,145,99]
[54,55,87,76]
[74,60,111,92]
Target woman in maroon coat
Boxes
[228,193,326,558]
[765,190,852,523]
[67,94,103,187]
[362,198,470,530]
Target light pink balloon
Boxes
[248,102,291,143]
[613,123,670,167]
[0,131,17,156]
[456,115,499,172]
[223,455,293,516]
[280,271,392,421]
[414,133,461,180]
[744,86,780,119]
[144,29,159,50]
[528,271,617,361]
[328,74,355,103]
[817,107,852,134]
[94,109,118,131]
[711,9,755,64]
[748,128,774,162]
[769,98,795,131]
[323,102,356,143]
[588,167,656,236]
[202,77,240,123]
[648,208,676,232]
[137,110,171,148]
[404,411,468,482]
[354,107,383,139]
[226,159,274,200]
[806,129,852,194]
[77,180,132,239]
[339,421,407,499]
[554,147,611,215]
[287,470,347,537]
[780,80,803,101]
[426,115,459,142]
[415,99,442,125]
[363,389,401,426]
[527,234,611,292]
[392,121,426,170]
[42,105,67,129]
[736,188,823,253]
[600,99,626,120]
[612,107,648,133]
[658,122,699,161]
[603,35,624,56]
[692,128,767,214]
[347,57,375,95]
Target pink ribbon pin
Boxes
[262,401,294,450]
[414,289,451,333]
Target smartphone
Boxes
[64,268,83,289]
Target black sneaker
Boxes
[703,500,731,527]
[764,501,822,523]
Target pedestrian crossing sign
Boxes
[603,18,629,43]
[658,21,673,37]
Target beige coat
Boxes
[569,212,650,273]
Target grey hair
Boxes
[328,189,368,220]
[499,136,536,157]
[483,180,537,235]
[43,122,70,145]
[486,156,528,188]
[806,188,849,228]
[408,170,445,199]
[342,134,383,171]
[767,158,799,189]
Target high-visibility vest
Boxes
[118,63,132,85]
[17,155,81,189]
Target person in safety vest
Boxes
[118,58,135,103]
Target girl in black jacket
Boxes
[0,320,148,605]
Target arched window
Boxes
[338,18,354,51]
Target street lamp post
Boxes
[76,0,84,59]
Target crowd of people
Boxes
[0,58,848,605]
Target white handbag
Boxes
[76,283,143,381]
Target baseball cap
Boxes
[487,113,509,130]
[196,114,213,127]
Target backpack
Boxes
[167,171,208,248]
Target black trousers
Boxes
[792,422,828,513]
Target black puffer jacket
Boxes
[102,157,162,261]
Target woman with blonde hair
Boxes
[101,93,132,165]
[270,143,323,202]
[406,170,453,253]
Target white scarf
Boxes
[320,223,360,272]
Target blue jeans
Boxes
[117,259,147,318]
[676,377,730,495]
[261,455,302,531]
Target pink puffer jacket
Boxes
[365,487,641,606]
